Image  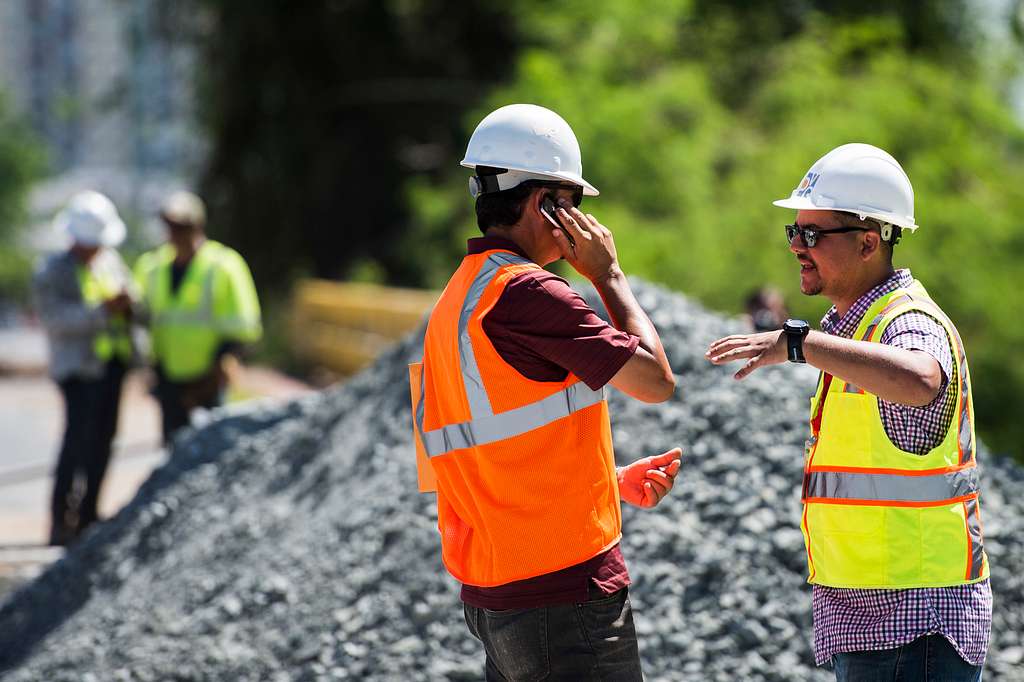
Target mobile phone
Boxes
[541,195,576,248]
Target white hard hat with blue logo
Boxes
[774,143,918,232]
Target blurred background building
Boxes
[0,0,202,252]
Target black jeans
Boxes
[833,634,983,682]
[463,586,643,681]
[154,371,223,444]
[51,360,125,542]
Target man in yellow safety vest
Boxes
[706,143,991,680]
[33,191,139,545]
[135,191,262,442]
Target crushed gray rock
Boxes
[1,281,1021,681]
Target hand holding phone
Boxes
[541,195,576,248]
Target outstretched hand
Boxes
[617,447,683,508]
[705,331,786,379]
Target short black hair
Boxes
[833,210,901,260]
[475,183,534,233]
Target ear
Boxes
[861,230,882,261]
[533,188,549,211]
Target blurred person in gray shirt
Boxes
[32,191,141,545]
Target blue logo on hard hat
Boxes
[796,172,820,198]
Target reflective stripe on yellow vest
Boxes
[410,249,622,587]
[800,279,988,588]
[137,241,261,381]
[75,263,132,362]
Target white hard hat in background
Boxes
[461,103,599,197]
[160,190,207,229]
[773,143,918,232]
[54,190,126,248]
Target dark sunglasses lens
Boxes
[572,187,583,207]
[785,225,819,247]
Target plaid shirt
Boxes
[812,268,992,667]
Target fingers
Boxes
[660,458,681,477]
[641,481,659,507]
[706,334,751,355]
[563,204,593,231]
[734,354,763,380]
[707,345,760,365]
[645,469,673,490]
[646,447,682,468]
[556,206,590,243]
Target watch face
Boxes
[785,319,809,334]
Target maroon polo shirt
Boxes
[458,236,639,609]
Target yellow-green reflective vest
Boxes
[800,280,988,589]
[135,240,262,382]
[75,262,133,362]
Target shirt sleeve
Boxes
[482,270,639,390]
[879,311,954,392]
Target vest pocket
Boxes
[810,504,887,586]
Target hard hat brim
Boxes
[62,216,127,248]
[773,197,918,231]
[772,197,816,211]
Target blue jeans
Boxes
[833,634,983,682]
[463,586,643,681]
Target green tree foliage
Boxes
[0,92,45,304]
[182,0,520,289]
[406,3,1024,457]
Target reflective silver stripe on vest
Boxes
[417,380,605,457]
[946,320,974,466]
[457,252,531,417]
[804,467,978,503]
[416,252,605,458]
[964,495,985,580]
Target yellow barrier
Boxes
[291,280,438,375]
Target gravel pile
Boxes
[1,281,1021,682]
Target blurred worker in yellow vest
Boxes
[134,191,262,443]
[706,144,991,680]
[33,191,140,545]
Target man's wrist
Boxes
[591,264,624,287]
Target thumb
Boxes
[734,354,761,380]
[648,447,683,468]
[551,228,575,260]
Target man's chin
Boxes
[799,273,823,296]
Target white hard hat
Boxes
[461,103,599,197]
[160,190,207,229]
[773,143,918,232]
[54,191,126,247]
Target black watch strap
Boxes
[784,319,809,364]
[787,334,806,363]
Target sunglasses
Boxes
[785,223,870,248]
[525,181,583,208]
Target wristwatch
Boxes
[783,319,810,364]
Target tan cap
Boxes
[160,191,207,229]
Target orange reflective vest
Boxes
[410,249,622,587]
